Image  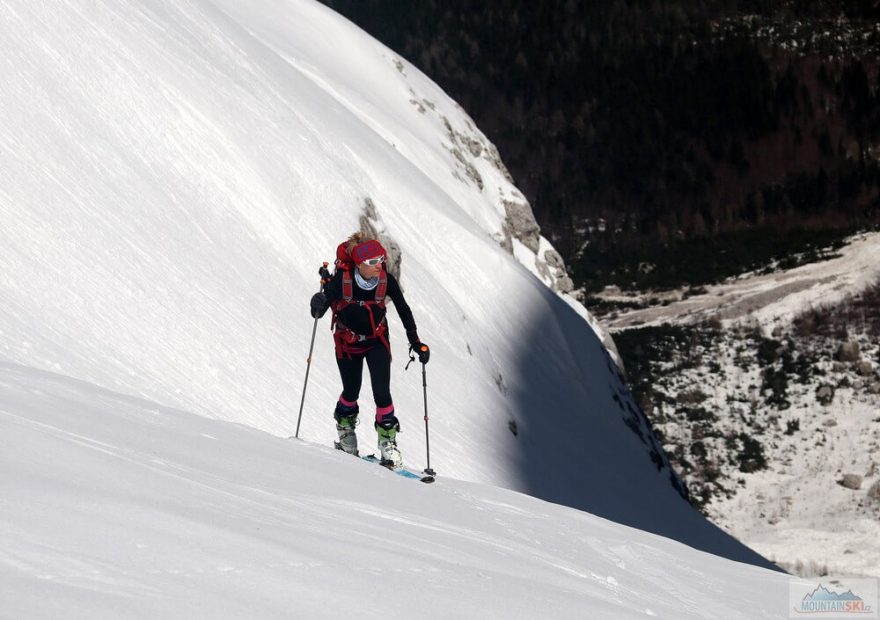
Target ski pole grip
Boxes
[416,343,430,365]
[318,262,331,285]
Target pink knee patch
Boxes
[338,395,357,408]
[375,404,394,421]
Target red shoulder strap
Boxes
[375,270,387,303]
[342,270,353,301]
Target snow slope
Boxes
[0,0,768,568]
[0,363,794,619]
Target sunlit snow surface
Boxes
[0,0,783,610]
[0,363,793,619]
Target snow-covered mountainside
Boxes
[599,232,880,332]
[1,363,795,619]
[0,0,771,577]
[599,232,880,579]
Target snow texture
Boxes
[0,0,791,615]
[1,363,794,619]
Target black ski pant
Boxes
[336,342,393,411]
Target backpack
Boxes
[330,239,390,359]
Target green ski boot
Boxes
[333,402,360,456]
[376,414,402,468]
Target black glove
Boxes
[310,292,329,318]
[414,342,430,364]
[318,265,332,283]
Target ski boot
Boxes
[333,401,359,456]
[375,413,402,468]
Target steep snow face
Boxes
[0,0,765,565]
[0,363,794,619]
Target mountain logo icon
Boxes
[803,584,863,602]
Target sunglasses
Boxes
[360,256,385,266]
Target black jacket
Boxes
[323,269,419,345]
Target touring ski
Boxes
[362,454,435,483]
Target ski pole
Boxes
[295,262,331,439]
[417,345,436,477]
